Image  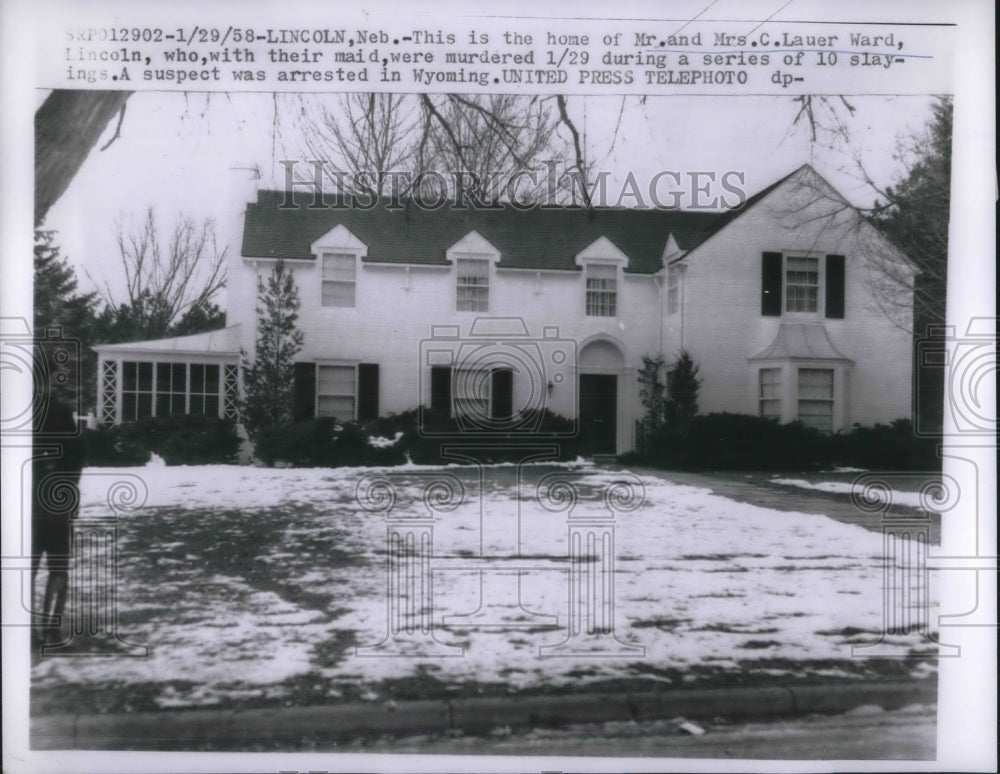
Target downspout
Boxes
[678,262,688,351]
[656,272,665,354]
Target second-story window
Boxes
[321,252,356,308]
[586,263,617,317]
[456,258,489,312]
[785,256,819,313]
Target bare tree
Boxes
[289,92,580,203]
[860,98,951,330]
[417,94,567,200]
[92,208,227,341]
[776,96,951,334]
[296,93,422,196]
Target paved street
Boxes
[337,703,936,760]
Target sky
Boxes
[43,92,936,305]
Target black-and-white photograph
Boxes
[2,1,995,770]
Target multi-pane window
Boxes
[456,258,490,312]
[189,364,220,417]
[122,362,153,421]
[586,263,617,317]
[453,369,490,421]
[317,364,355,421]
[321,252,357,307]
[797,368,834,431]
[666,266,679,315]
[759,368,782,420]
[156,362,186,417]
[785,256,819,313]
[119,361,224,422]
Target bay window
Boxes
[759,368,782,420]
[797,368,834,431]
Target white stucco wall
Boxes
[225,222,667,454]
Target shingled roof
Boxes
[241,168,806,274]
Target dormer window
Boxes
[575,237,628,319]
[321,252,357,307]
[311,224,367,309]
[456,258,490,312]
[447,232,501,313]
[585,263,617,317]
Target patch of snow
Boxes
[772,478,925,509]
[367,432,404,448]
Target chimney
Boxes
[224,166,262,330]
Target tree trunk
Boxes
[35,90,132,225]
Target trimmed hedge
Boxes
[630,413,938,472]
[84,409,934,472]
[254,418,406,468]
[82,425,152,467]
[83,415,241,467]
[830,419,939,471]
[253,408,584,467]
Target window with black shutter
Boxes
[761,252,783,316]
[825,254,845,318]
[293,362,317,420]
[357,363,380,421]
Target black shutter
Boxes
[825,254,845,319]
[292,362,316,420]
[431,366,452,416]
[357,363,380,421]
[761,252,783,316]
[491,368,513,420]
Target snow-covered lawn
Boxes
[32,462,939,714]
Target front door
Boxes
[579,374,617,454]
[491,368,513,421]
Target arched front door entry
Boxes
[578,339,625,455]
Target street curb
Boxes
[31,679,936,749]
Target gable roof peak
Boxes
[574,235,630,266]
[310,223,368,256]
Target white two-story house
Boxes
[93,164,915,455]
